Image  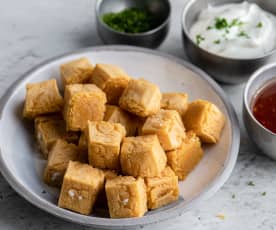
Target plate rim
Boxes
[0,45,240,228]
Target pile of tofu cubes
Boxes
[23,57,226,218]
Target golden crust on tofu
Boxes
[43,139,83,187]
[142,109,186,151]
[145,167,179,209]
[105,176,147,218]
[23,79,63,119]
[120,135,167,177]
[63,84,107,131]
[119,79,161,117]
[161,93,188,117]
[90,64,129,91]
[167,131,204,180]
[60,57,94,85]
[90,64,130,105]
[103,170,118,181]
[88,121,126,170]
[58,161,105,215]
[35,114,79,159]
[104,105,137,136]
[183,99,226,143]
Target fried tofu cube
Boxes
[103,170,118,181]
[88,121,126,170]
[145,167,179,209]
[183,100,226,143]
[105,176,147,218]
[119,79,161,117]
[35,115,79,159]
[44,140,83,187]
[161,93,188,117]
[63,84,107,131]
[142,110,186,151]
[23,79,63,119]
[60,57,94,85]
[58,161,105,215]
[120,135,167,177]
[90,64,130,105]
[167,131,204,180]
[104,105,137,136]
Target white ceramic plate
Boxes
[0,46,239,229]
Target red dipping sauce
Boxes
[253,81,276,134]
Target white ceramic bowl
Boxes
[0,46,240,229]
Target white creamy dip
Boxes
[190,2,276,59]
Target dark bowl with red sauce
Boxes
[253,82,276,134]
[243,64,276,160]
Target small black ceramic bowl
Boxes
[96,0,171,48]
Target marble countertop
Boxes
[0,0,276,229]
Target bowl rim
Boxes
[95,0,171,37]
[0,45,240,228]
[243,63,276,136]
[181,0,276,61]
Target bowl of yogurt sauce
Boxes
[182,0,276,84]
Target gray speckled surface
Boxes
[0,0,276,229]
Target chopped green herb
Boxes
[248,181,255,186]
[256,22,263,28]
[232,18,239,24]
[230,18,238,27]
[215,17,228,30]
[102,8,157,33]
[206,26,213,30]
[196,34,205,45]
[211,18,244,36]
[230,18,244,27]
[261,192,266,196]
[214,39,221,44]
[231,194,236,199]
[238,31,250,39]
